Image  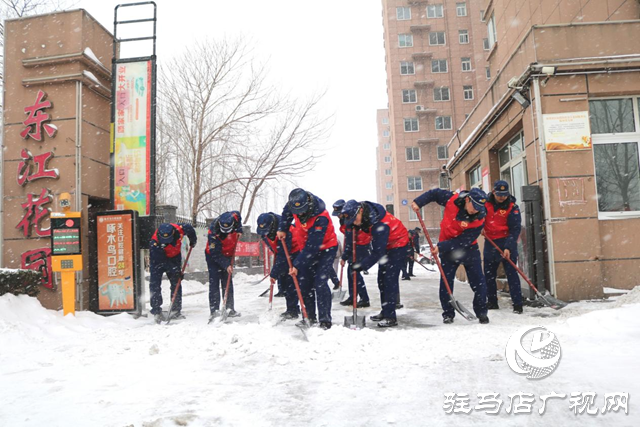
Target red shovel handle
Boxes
[483,233,541,294]
[416,209,454,296]
[279,235,310,322]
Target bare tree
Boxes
[157,37,332,224]
[234,94,331,219]
[157,37,279,223]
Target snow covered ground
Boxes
[1,266,639,426]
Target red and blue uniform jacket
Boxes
[414,188,486,254]
[279,193,338,271]
[150,223,197,260]
[260,215,303,279]
[484,193,521,251]
[353,201,409,272]
[341,223,372,262]
[205,212,243,269]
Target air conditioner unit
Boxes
[415,105,424,111]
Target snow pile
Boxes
[1,271,638,426]
[609,285,640,308]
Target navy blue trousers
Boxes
[483,238,522,306]
[206,255,234,313]
[149,256,182,315]
[297,246,337,323]
[438,245,487,319]
[277,272,300,314]
[377,245,407,320]
[347,245,370,302]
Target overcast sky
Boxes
[77,0,389,215]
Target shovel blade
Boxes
[343,314,366,329]
[539,293,567,310]
[450,295,477,321]
[332,289,346,301]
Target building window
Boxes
[385,181,393,189]
[434,86,450,102]
[590,98,640,217]
[431,59,448,73]
[463,85,474,100]
[402,89,417,103]
[486,66,491,79]
[459,30,469,44]
[404,117,419,132]
[406,146,421,161]
[456,2,468,16]
[427,4,444,18]
[383,142,390,150]
[407,176,423,191]
[383,130,390,137]
[409,207,425,221]
[429,32,446,46]
[487,13,497,48]
[400,61,415,75]
[397,6,411,20]
[384,156,392,163]
[437,145,449,160]
[498,132,528,205]
[386,194,394,202]
[382,117,389,124]
[461,57,472,72]
[480,9,485,21]
[483,38,491,50]
[399,34,414,48]
[469,164,482,188]
[435,116,452,130]
[385,168,392,176]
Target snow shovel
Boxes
[344,229,365,329]
[332,261,346,301]
[483,234,567,310]
[250,273,270,286]
[280,236,310,341]
[416,211,476,321]
[165,246,193,325]
[268,278,276,311]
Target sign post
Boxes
[50,193,82,316]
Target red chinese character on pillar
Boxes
[21,248,53,289]
[20,90,58,141]
[17,149,59,186]
[16,188,53,237]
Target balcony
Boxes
[412,52,433,61]
[414,80,435,88]
[410,25,431,33]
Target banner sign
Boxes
[96,211,140,314]
[543,111,592,151]
[112,60,152,215]
[235,241,261,257]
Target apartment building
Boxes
[444,0,640,300]
[375,109,395,208]
[380,0,489,235]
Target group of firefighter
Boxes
[148,180,523,328]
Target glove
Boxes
[190,239,197,248]
[179,272,185,280]
[352,262,363,273]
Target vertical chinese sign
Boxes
[17,90,60,289]
[111,61,153,216]
[96,211,140,314]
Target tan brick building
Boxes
[375,109,394,207]
[380,0,489,236]
[444,0,640,300]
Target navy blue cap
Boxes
[493,180,510,197]
[288,188,310,215]
[157,223,175,244]
[467,188,488,212]
[332,199,346,216]
[341,199,361,226]
[256,213,276,236]
[218,212,236,233]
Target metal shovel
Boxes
[344,229,365,329]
